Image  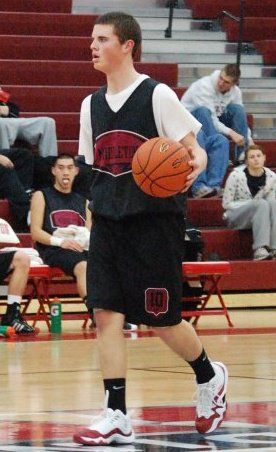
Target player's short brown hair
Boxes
[95,12,142,59]
[223,64,241,83]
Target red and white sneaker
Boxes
[73,391,135,446]
[195,361,228,434]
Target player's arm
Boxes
[30,191,53,245]
[180,131,207,190]
[85,200,92,230]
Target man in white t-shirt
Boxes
[73,12,228,446]
[181,64,254,163]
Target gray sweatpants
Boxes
[225,199,276,250]
[0,117,58,157]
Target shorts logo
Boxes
[145,288,169,317]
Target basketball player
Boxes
[30,154,91,311]
[73,12,228,445]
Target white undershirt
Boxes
[78,74,201,165]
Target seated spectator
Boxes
[30,154,92,315]
[222,145,276,260]
[181,64,254,163]
[0,249,36,334]
[192,129,229,198]
[0,87,57,157]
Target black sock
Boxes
[6,303,20,318]
[187,349,215,384]
[104,378,126,414]
[83,296,94,322]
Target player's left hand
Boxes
[181,146,207,191]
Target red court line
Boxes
[2,326,276,343]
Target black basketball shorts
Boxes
[40,248,88,276]
[0,251,16,283]
[86,214,185,327]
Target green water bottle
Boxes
[50,297,62,333]
[0,325,15,337]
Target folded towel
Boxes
[53,225,90,250]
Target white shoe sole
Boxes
[74,429,135,445]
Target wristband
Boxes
[50,236,64,247]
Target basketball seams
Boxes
[147,139,187,178]
[133,138,159,175]
[149,167,192,196]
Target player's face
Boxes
[90,24,129,74]
[246,149,266,171]
[216,71,235,93]
[52,158,79,191]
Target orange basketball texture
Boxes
[132,137,192,197]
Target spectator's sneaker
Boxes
[73,391,135,446]
[195,362,228,434]
[123,322,138,332]
[193,186,217,199]
[214,187,224,198]
[1,304,37,335]
[253,247,270,261]
[269,249,276,259]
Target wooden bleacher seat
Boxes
[0,0,72,13]
[0,60,178,87]
[182,261,233,326]
[0,12,96,36]
[186,0,276,19]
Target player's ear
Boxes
[123,39,135,54]
[74,166,80,176]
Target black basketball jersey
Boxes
[89,77,186,220]
[36,186,86,254]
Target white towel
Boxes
[53,225,90,250]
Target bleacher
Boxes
[0,0,276,313]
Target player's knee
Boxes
[151,325,172,336]
[13,251,31,270]
[74,260,87,276]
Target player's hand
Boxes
[229,130,245,146]
[181,146,207,191]
[60,239,84,252]
[0,155,14,168]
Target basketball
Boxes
[132,137,192,198]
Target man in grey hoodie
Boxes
[181,64,254,163]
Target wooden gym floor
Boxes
[0,307,276,451]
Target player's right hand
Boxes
[61,239,84,252]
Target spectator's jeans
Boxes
[192,105,248,159]
[192,129,229,193]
